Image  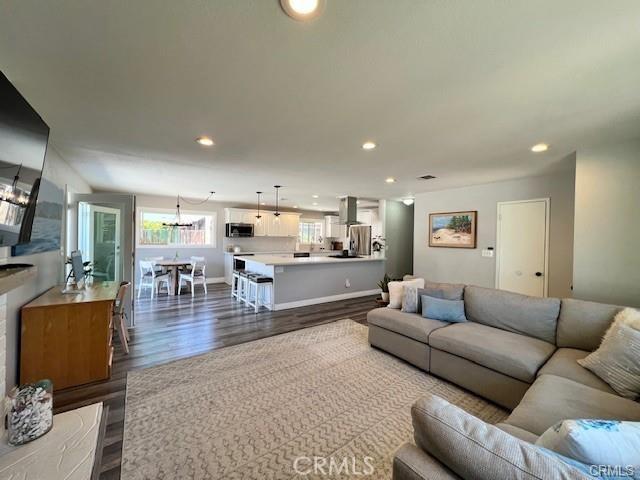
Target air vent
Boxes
[419,175,437,180]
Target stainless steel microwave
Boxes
[225,223,254,237]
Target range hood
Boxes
[339,196,359,225]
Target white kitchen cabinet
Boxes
[324,215,346,238]
[224,208,299,237]
[357,210,373,225]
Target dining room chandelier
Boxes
[162,191,215,228]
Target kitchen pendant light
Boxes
[273,185,282,223]
[255,191,263,225]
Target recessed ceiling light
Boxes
[362,141,376,150]
[531,143,549,153]
[385,177,395,183]
[195,136,214,146]
[356,200,361,205]
[312,194,319,198]
[260,202,266,205]
[402,198,415,206]
[312,202,318,206]
[280,0,325,21]
[293,205,298,208]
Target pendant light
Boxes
[255,191,263,225]
[273,185,282,223]
[162,196,193,228]
[162,191,215,228]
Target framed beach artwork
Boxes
[429,211,477,248]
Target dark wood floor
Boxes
[53,283,377,480]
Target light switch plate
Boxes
[481,249,494,258]
[275,266,284,273]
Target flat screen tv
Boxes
[0,71,49,247]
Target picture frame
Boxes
[429,211,477,248]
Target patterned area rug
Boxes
[122,319,507,479]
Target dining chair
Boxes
[179,257,207,297]
[145,256,166,274]
[138,261,170,299]
[113,281,131,354]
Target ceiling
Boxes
[1,1,639,211]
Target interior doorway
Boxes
[495,198,549,297]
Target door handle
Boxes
[535,272,543,277]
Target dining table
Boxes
[155,259,193,296]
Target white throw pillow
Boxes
[387,278,425,309]
[578,308,640,399]
[536,419,640,468]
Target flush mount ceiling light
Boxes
[385,177,396,183]
[195,136,214,146]
[362,141,376,150]
[280,0,325,21]
[312,194,319,198]
[531,143,549,153]
[402,198,415,206]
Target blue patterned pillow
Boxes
[421,295,467,323]
[536,420,640,476]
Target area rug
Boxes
[122,319,507,479]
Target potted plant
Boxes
[377,273,392,302]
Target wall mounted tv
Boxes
[0,71,49,247]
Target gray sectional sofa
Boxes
[367,283,640,480]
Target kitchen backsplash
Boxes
[223,236,337,253]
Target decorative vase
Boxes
[6,379,53,445]
[381,292,390,302]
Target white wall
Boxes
[413,165,576,298]
[573,139,640,307]
[0,146,92,393]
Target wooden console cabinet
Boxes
[20,282,119,391]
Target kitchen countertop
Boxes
[236,254,385,266]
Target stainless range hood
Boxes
[339,196,359,225]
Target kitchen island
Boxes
[236,254,385,310]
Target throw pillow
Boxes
[401,286,420,313]
[536,419,640,469]
[387,278,425,309]
[421,295,467,323]
[578,308,640,399]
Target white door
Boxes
[78,204,122,282]
[496,199,549,297]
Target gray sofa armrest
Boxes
[411,394,591,480]
[393,443,461,480]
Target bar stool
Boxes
[246,274,274,313]
[238,270,252,303]
[231,269,243,299]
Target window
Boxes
[298,220,323,244]
[138,208,217,247]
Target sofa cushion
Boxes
[505,374,640,436]
[556,298,620,351]
[393,443,461,480]
[429,322,555,383]
[367,308,448,344]
[464,285,560,344]
[420,282,465,301]
[411,394,591,480]
[537,348,615,394]
[496,423,539,444]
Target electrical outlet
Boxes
[345,278,351,288]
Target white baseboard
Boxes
[274,289,380,311]
[206,277,226,284]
